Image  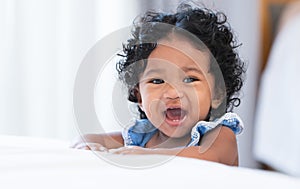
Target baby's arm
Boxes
[177,126,238,166]
[111,126,238,166]
[70,132,124,151]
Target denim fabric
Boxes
[122,119,157,147]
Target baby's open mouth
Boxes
[165,108,187,122]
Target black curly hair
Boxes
[116,2,245,119]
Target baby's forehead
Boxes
[147,37,210,72]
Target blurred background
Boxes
[1,0,300,176]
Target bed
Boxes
[254,0,300,176]
[1,134,300,188]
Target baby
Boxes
[72,1,245,166]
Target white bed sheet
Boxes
[1,135,300,189]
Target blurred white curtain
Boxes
[0,0,183,141]
[0,0,138,140]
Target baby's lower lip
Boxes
[164,115,187,127]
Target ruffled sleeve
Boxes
[122,119,157,147]
[188,112,244,146]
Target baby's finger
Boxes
[86,143,108,152]
[72,142,92,150]
[108,147,126,154]
[109,146,140,154]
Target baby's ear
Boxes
[129,86,141,102]
[131,86,142,105]
[211,98,223,109]
[134,87,145,112]
[211,89,225,109]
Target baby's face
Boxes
[138,36,219,138]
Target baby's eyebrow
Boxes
[182,67,205,75]
[143,68,164,77]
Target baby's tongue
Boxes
[166,108,185,120]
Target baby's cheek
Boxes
[188,93,211,119]
[144,99,166,126]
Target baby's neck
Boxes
[145,131,191,148]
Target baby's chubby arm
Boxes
[178,126,239,166]
[70,132,124,151]
[111,126,238,166]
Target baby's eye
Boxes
[150,79,165,84]
[183,77,199,83]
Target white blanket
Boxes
[1,135,300,188]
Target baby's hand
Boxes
[71,142,108,152]
[109,146,152,155]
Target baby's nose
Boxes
[163,83,184,99]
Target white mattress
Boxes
[1,135,299,189]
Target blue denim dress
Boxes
[122,112,244,147]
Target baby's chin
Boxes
[159,125,192,138]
